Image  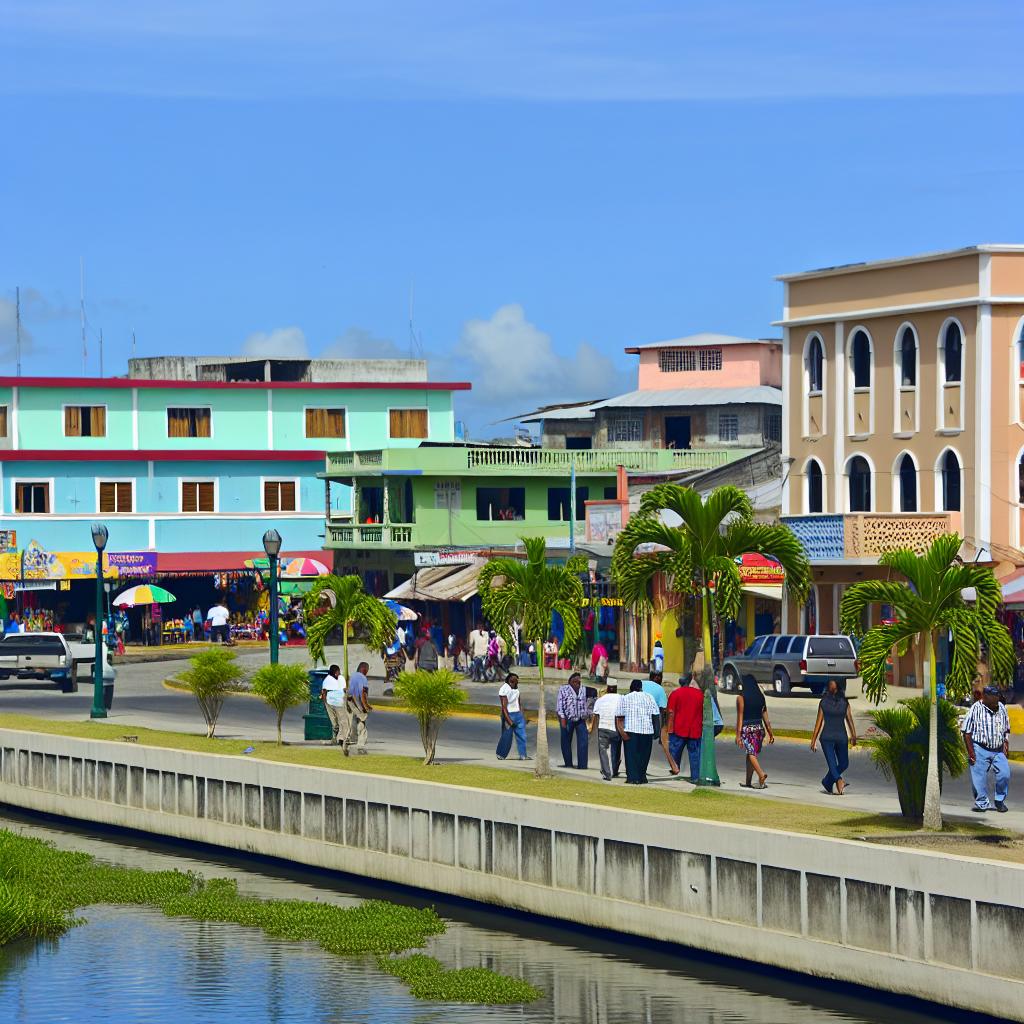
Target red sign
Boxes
[736,553,785,585]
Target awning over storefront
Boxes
[156,551,325,573]
[386,561,486,603]
[741,584,783,601]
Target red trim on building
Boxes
[156,550,326,572]
[0,449,326,462]
[0,376,470,391]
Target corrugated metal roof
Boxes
[624,333,779,353]
[519,404,598,424]
[592,386,782,409]
[385,562,486,603]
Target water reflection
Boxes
[0,813,937,1024]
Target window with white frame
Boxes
[850,330,871,388]
[14,481,50,514]
[896,454,917,512]
[941,322,963,383]
[938,449,961,512]
[806,335,824,393]
[263,480,297,513]
[610,416,642,443]
[98,481,133,514]
[847,456,872,512]
[719,414,738,442]
[181,480,215,513]
[806,460,824,513]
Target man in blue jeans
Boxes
[962,687,1011,812]
[557,672,590,768]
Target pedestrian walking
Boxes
[496,673,529,760]
[963,686,1011,812]
[615,679,659,784]
[206,599,230,644]
[651,637,664,674]
[343,661,372,756]
[666,675,704,782]
[557,672,591,768]
[591,682,622,780]
[468,622,489,681]
[736,676,774,788]
[590,641,609,682]
[642,672,668,748]
[810,679,857,794]
[416,628,439,672]
[319,664,347,745]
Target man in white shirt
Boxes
[468,622,490,681]
[319,664,347,745]
[496,673,529,760]
[206,601,230,644]
[592,682,622,781]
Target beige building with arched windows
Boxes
[778,246,1024,681]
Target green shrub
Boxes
[178,648,247,738]
[250,663,310,744]
[394,669,467,764]
[865,697,968,820]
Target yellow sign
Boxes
[18,542,115,581]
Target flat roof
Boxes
[777,244,1024,282]
[0,376,470,391]
[625,332,779,354]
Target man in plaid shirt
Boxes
[615,679,660,784]
[962,686,1011,813]
[557,672,591,768]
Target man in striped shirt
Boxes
[962,687,1011,813]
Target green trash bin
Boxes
[304,668,334,741]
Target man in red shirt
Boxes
[666,675,704,782]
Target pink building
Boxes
[630,333,782,391]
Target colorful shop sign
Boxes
[0,531,16,553]
[735,553,785,585]
[107,552,158,578]
[21,541,116,580]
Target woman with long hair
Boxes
[735,675,774,788]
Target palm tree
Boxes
[304,574,397,676]
[478,536,586,779]
[839,533,1013,830]
[612,484,810,784]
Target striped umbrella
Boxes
[113,584,177,607]
[281,557,330,578]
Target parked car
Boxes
[0,631,98,690]
[720,634,859,696]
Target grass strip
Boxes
[0,712,1013,848]
[0,829,539,1005]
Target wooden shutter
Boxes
[326,409,346,437]
[264,480,279,512]
[65,406,82,437]
[279,481,296,511]
[305,408,326,437]
[90,406,107,437]
[181,481,198,512]
[99,482,116,514]
[389,408,428,438]
[197,482,215,512]
[15,484,25,514]
[116,482,132,512]
[0,406,8,437]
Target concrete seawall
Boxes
[1,727,1021,1021]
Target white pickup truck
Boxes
[0,631,100,690]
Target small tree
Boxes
[394,669,466,765]
[250,663,310,745]
[178,648,246,738]
[304,574,397,676]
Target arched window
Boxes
[806,459,824,513]
[897,453,917,512]
[899,327,917,386]
[1017,319,1024,383]
[939,449,961,512]
[847,455,872,512]
[942,322,962,383]
[850,330,871,388]
[807,335,824,393]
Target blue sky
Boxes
[2,1,1023,432]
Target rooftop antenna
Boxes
[408,280,424,358]
[15,286,21,377]
[79,257,87,375]
[131,329,136,358]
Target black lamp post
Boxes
[262,529,282,664]
[90,522,108,719]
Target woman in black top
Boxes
[735,675,774,788]
[810,679,858,794]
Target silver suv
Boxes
[720,634,859,696]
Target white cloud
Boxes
[240,326,309,358]
[320,326,408,361]
[438,304,621,428]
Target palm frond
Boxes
[722,520,812,606]
[976,614,1016,685]
[839,580,925,636]
[856,623,919,703]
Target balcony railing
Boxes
[782,513,960,561]
[326,523,417,547]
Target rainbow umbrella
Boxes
[281,557,330,578]
[113,584,177,608]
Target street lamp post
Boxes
[90,523,109,719]
[263,529,282,664]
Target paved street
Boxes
[2,644,1021,832]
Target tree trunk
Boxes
[696,587,721,786]
[421,716,440,764]
[922,631,942,831]
[276,711,284,746]
[534,636,552,778]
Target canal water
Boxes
[0,811,947,1024]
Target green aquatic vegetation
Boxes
[379,953,543,1004]
[0,830,540,1004]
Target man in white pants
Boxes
[319,665,347,745]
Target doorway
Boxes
[665,415,691,450]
